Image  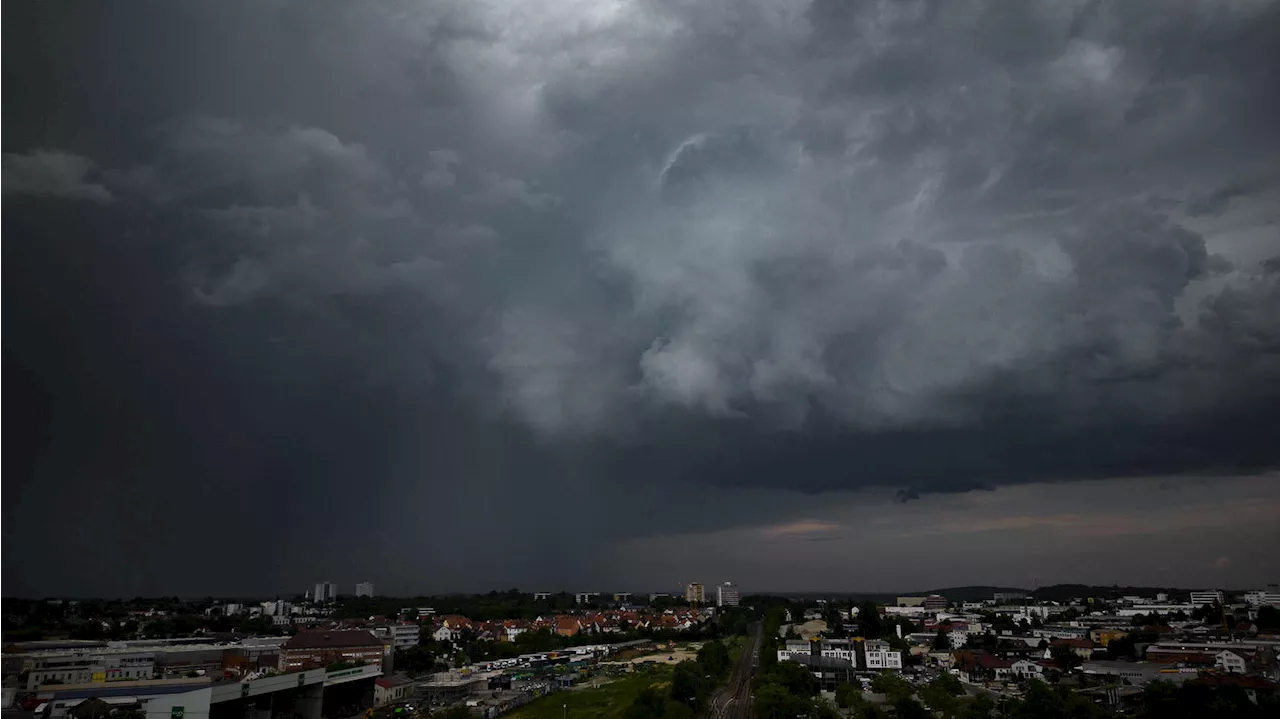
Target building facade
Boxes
[373,623,420,649]
[278,630,385,672]
[685,583,705,604]
[863,640,904,670]
[921,595,948,611]
[1189,590,1224,607]
[313,582,338,603]
[26,653,156,689]
[355,582,375,598]
[717,582,740,607]
[1244,589,1280,608]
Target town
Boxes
[3,583,1278,719]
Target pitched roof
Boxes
[283,630,382,650]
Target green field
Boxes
[505,666,673,719]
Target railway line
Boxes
[707,623,762,719]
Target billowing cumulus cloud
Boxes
[4,0,1279,596]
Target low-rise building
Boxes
[374,675,413,706]
[278,630,386,673]
[1011,659,1046,680]
[26,653,156,689]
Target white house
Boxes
[1011,660,1045,681]
[432,626,457,643]
[948,629,969,649]
[1215,650,1247,674]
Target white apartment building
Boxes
[717,582,740,607]
[1244,590,1280,608]
[355,582,375,598]
[374,622,421,649]
[685,583,705,604]
[863,640,904,670]
[1190,590,1224,607]
[313,581,338,602]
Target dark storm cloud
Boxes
[5,0,1280,596]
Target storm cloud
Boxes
[4,0,1279,596]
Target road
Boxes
[707,623,762,719]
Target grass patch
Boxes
[505,666,674,719]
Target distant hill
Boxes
[745,586,1029,603]
[1030,584,1190,602]
[743,584,1203,604]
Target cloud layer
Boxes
[4,0,1279,595]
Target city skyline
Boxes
[5,1,1280,598]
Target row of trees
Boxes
[623,639,735,719]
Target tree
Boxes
[625,687,669,719]
[932,629,951,650]
[395,645,435,676]
[834,683,861,709]
[764,660,818,697]
[1048,643,1081,670]
[669,660,704,708]
[1256,605,1280,631]
[697,640,731,679]
[920,673,964,718]
[869,672,911,703]
[891,698,930,719]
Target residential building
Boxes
[717,582,740,607]
[896,597,926,608]
[278,630,385,672]
[956,654,1012,683]
[1190,590,1224,607]
[1215,650,1248,674]
[993,592,1027,604]
[1011,659,1046,680]
[313,582,338,603]
[863,640,904,670]
[574,592,600,604]
[355,582,375,598]
[613,593,632,603]
[532,593,551,601]
[373,622,420,649]
[685,583,705,604]
[1244,590,1280,608]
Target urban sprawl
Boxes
[4,583,1279,719]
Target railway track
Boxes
[707,623,762,719]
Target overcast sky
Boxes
[4,0,1279,599]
